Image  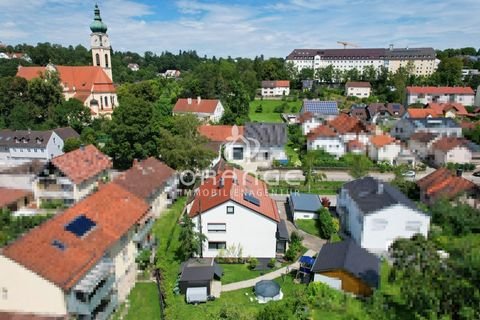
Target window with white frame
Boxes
[207,223,226,232]
[405,221,422,232]
[371,218,388,231]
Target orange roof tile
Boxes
[417,168,477,201]
[307,125,337,140]
[427,102,469,116]
[51,145,112,185]
[298,112,315,124]
[407,108,440,118]
[16,66,115,94]
[173,98,219,114]
[198,125,244,142]
[189,168,279,223]
[328,113,369,134]
[0,188,32,209]
[370,134,396,148]
[2,183,150,291]
[431,137,468,152]
[347,139,365,151]
[406,86,474,95]
[275,80,290,88]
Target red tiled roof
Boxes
[51,145,112,185]
[298,112,315,124]
[0,188,32,209]
[0,312,66,320]
[417,168,477,200]
[16,66,115,94]
[407,108,440,118]
[189,168,279,223]
[274,80,290,88]
[198,125,244,142]
[370,134,396,148]
[431,137,468,152]
[113,157,175,200]
[307,125,337,140]
[2,183,150,291]
[328,113,368,134]
[347,139,365,151]
[406,86,474,95]
[459,121,480,130]
[346,81,371,88]
[427,103,469,116]
[173,98,219,114]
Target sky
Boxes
[0,0,479,58]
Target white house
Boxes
[390,118,462,141]
[261,80,290,97]
[33,145,112,207]
[306,125,345,158]
[0,183,151,319]
[0,128,79,167]
[188,168,283,258]
[173,97,224,122]
[345,81,371,98]
[299,112,322,135]
[113,157,178,217]
[431,137,473,166]
[408,132,439,160]
[127,63,139,71]
[368,135,401,165]
[406,86,475,105]
[337,177,430,254]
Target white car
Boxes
[402,170,416,178]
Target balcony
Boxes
[94,294,118,320]
[133,218,154,243]
[68,274,115,315]
[36,183,74,199]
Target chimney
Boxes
[197,96,201,104]
[133,158,139,166]
[80,144,85,151]
[389,44,394,51]
[187,98,192,105]
[377,182,384,194]
[456,169,463,177]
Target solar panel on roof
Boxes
[243,193,260,206]
[302,101,339,115]
[65,214,96,237]
[52,239,67,251]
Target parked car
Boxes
[473,171,480,177]
[402,170,416,178]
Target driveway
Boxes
[274,196,326,252]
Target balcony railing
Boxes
[36,190,74,199]
[67,274,115,315]
[94,294,118,320]
[133,218,154,243]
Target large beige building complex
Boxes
[286,46,440,76]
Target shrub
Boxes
[268,258,276,268]
[273,102,289,113]
[135,249,152,270]
[249,257,258,270]
[318,208,336,239]
[255,104,263,113]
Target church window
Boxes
[100,96,103,110]
[105,54,109,68]
[95,53,100,66]
[105,96,108,107]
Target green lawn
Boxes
[248,99,301,123]
[285,144,301,166]
[112,283,160,320]
[220,263,278,284]
[267,180,345,195]
[296,219,320,237]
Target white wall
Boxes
[307,137,345,158]
[434,146,472,166]
[346,87,371,98]
[211,102,225,123]
[302,119,322,135]
[194,200,278,258]
[0,174,36,190]
[261,87,290,97]
[0,255,67,316]
[294,211,318,220]
[368,143,401,165]
[361,204,430,254]
[407,93,474,105]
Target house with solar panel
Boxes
[301,100,339,121]
[188,167,286,258]
[337,177,430,254]
[0,183,152,319]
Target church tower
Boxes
[90,4,112,80]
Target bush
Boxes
[285,231,304,261]
[318,208,336,239]
[268,258,276,268]
[273,102,289,113]
[135,249,152,270]
[248,257,258,270]
[255,104,263,113]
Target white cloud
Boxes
[0,0,479,58]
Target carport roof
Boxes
[289,193,322,213]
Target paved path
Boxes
[221,249,317,292]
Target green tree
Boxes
[178,214,207,261]
[256,301,292,320]
[52,98,91,132]
[63,137,82,153]
[344,153,372,179]
[435,57,463,86]
[317,208,336,239]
